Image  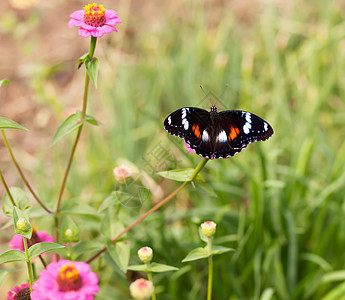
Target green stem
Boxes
[87,158,208,264]
[147,270,156,300]
[1,130,52,214]
[54,37,97,241]
[23,237,33,292]
[68,241,72,259]
[0,169,16,206]
[207,238,213,300]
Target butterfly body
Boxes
[164,105,273,159]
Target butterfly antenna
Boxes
[200,85,207,96]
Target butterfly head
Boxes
[210,105,217,112]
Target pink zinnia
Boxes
[9,230,54,257]
[31,260,99,300]
[7,283,30,300]
[69,3,121,38]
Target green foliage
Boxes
[0,250,25,264]
[2,187,30,216]
[85,57,99,88]
[0,117,28,131]
[158,168,203,182]
[126,262,178,273]
[28,242,65,260]
[50,113,82,146]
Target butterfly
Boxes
[164,105,273,159]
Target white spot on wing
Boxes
[217,130,228,143]
[181,108,187,119]
[184,120,189,130]
[168,116,171,125]
[202,130,209,142]
[243,123,251,134]
[243,112,252,134]
[264,122,268,131]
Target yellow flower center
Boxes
[56,264,83,292]
[83,3,106,27]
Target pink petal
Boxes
[79,28,92,38]
[91,29,104,37]
[68,19,84,28]
[105,10,118,18]
[106,17,122,26]
[69,10,85,20]
[98,25,114,34]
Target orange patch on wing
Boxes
[192,124,201,138]
[229,126,240,140]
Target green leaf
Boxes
[13,207,32,239]
[85,57,99,88]
[72,241,104,260]
[0,250,25,264]
[107,242,130,272]
[50,113,82,147]
[98,192,122,213]
[198,227,208,243]
[100,213,125,239]
[28,242,65,259]
[210,245,234,256]
[104,251,126,278]
[85,114,103,126]
[0,117,28,131]
[182,247,209,262]
[148,262,179,272]
[100,210,111,239]
[158,168,203,182]
[59,202,98,216]
[78,53,89,68]
[125,262,179,273]
[125,264,150,272]
[2,187,30,216]
[0,79,10,86]
[260,288,275,300]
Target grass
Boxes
[2,0,345,299]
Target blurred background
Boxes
[1,0,345,299]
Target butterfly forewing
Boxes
[164,107,208,144]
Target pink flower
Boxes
[9,230,54,257]
[69,3,121,38]
[7,283,30,300]
[184,141,195,154]
[31,260,99,300]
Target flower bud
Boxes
[137,247,153,263]
[65,229,73,239]
[129,278,154,300]
[113,165,132,183]
[16,218,31,232]
[201,221,216,238]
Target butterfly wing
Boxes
[164,107,214,157]
[212,110,273,158]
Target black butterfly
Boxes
[164,105,273,159]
